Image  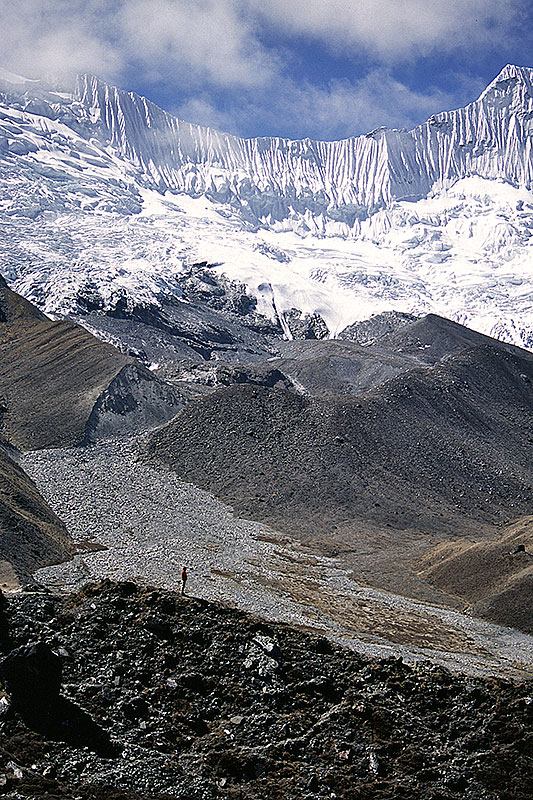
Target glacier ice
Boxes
[0,64,533,349]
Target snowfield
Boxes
[1,65,533,347]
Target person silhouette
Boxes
[181,567,187,595]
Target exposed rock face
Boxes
[75,284,283,368]
[84,364,185,444]
[338,311,417,345]
[280,309,329,340]
[176,265,260,318]
[73,265,330,373]
[0,641,62,709]
[0,580,531,799]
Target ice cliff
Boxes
[1,64,533,349]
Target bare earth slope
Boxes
[0,439,73,584]
[146,344,533,538]
[0,276,184,449]
[145,343,533,625]
[373,313,533,364]
[261,313,533,400]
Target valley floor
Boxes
[21,441,533,680]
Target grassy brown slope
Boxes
[0,280,130,449]
[0,440,73,582]
[418,517,533,633]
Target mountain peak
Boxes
[480,63,533,100]
[493,63,533,81]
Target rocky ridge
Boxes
[0,580,531,800]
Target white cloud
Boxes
[1,0,518,89]
[248,0,520,61]
[0,0,522,139]
[174,95,240,133]
[182,69,473,140]
[0,0,278,90]
[276,72,461,139]
[0,1,121,83]
[119,0,277,89]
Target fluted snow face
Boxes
[1,65,533,350]
[73,65,533,226]
[75,73,394,219]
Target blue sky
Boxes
[1,1,532,140]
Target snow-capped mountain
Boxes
[1,64,533,348]
[74,64,533,222]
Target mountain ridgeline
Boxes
[1,63,532,232]
[75,64,533,224]
[2,64,533,350]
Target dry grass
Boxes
[249,556,489,656]
[418,516,533,633]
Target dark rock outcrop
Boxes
[281,308,329,340]
[0,641,62,709]
[0,580,531,799]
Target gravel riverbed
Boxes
[22,440,533,679]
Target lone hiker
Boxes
[181,567,187,595]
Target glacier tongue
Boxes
[1,65,533,349]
